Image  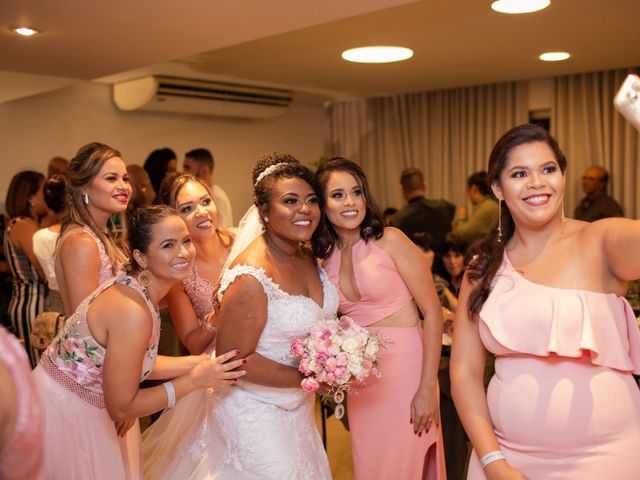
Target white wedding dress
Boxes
[143,264,337,479]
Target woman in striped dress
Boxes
[4,170,49,367]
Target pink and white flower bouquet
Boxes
[291,315,383,419]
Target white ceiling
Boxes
[1,0,639,103]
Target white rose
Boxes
[341,338,359,353]
[365,342,379,358]
[348,359,364,377]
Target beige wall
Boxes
[0,82,326,220]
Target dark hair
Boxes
[185,148,214,171]
[467,124,567,318]
[157,171,183,206]
[43,175,67,214]
[437,240,468,283]
[400,167,424,191]
[48,156,69,178]
[383,207,397,217]
[143,148,176,195]
[467,171,492,197]
[62,142,128,268]
[313,157,384,259]
[126,205,179,274]
[5,170,45,218]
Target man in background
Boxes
[448,171,498,244]
[183,148,234,228]
[391,167,455,254]
[574,166,623,222]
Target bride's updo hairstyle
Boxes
[312,157,384,260]
[125,205,179,275]
[252,152,323,228]
[466,124,567,319]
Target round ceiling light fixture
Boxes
[11,26,40,37]
[341,46,413,64]
[539,51,570,62]
[491,0,550,14]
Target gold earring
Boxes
[137,268,153,287]
[561,204,567,235]
[497,199,503,243]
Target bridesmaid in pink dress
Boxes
[0,326,43,479]
[451,124,640,479]
[314,158,446,479]
[33,206,245,479]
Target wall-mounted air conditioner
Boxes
[113,76,293,119]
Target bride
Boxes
[143,153,335,479]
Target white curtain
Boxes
[552,67,640,218]
[326,81,529,210]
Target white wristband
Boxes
[479,450,505,469]
[163,381,176,409]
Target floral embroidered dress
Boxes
[181,265,215,323]
[32,274,160,480]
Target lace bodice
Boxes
[42,274,160,408]
[218,264,339,367]
[181,266,214,321]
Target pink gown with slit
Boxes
[32,275,160,480]
[467,253,640,479]
[324,238,446,480]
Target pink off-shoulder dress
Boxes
[324,238,445,480]
[467,253,640,479]
[32,275,160,480]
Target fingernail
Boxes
[242,359,248,364]
[235,349,240,354]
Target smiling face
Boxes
[442,250,465,279]
[175,180,219,240]
[84,156,132,217]
[263,176,320,243]
[134,215,195,285]
[493,141,565,230]
[324,170,366,234]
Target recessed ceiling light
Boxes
[491,0,550,14]
[539,51,570,62]
[11,26,40,37]
[341,46,413,64]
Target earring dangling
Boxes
[82,193,89,206]
[560,204,567,235]
[263,217,269,223]
[137,268,153,288]
[497,199,503,243]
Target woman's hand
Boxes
[485,461,528,480]
[410,386,440,435]
[114,418,136,437]
[188,349,246,389]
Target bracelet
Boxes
[163,381,176,409]
[479,450,505,469]
[199,318,217,334]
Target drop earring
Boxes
[561,204,567,235]
[264,217,269,223]
[497,198,503,243]
[82,193,89,206]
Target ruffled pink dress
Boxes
[32,275,160,480]
[467,253,640,479]
[324,238,445,480]
[0,327,43,479]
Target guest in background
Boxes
[449,171,498,244]
[383,207,397,226]
[47,156,69,179]
[33,205,245,479]
[315,157,445,480]
[33,175,67,314]
[143,148,177,203]
[0,326,43,479]
[452,124,640,479]
[55,142,131,315]
[127,165,157,212]
[183,148,234,228]
[391,167,455,255]
[165,174,233,354]
[438,240,467,302]
[4,170,48,367]
[574,165,624,221]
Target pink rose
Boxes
[301,377,319,393]
[291,340,304,357]
[325,357,337,372]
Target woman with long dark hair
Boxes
[451,124,640,479]
[314,157,445,480]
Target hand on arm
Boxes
[383,228,443,434]
[166,283,215,354]
[215,275,303,388]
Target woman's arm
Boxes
[215,274,303,388]
[58,232,101,313]
[451,275,525,479]
[9,219,45,279]
[381,227,443,434]
[99,289,244,421]
[598,218,640,282]
[165,283,215,354]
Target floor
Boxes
[314,400,354,479]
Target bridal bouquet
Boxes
[291,315,383,419]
